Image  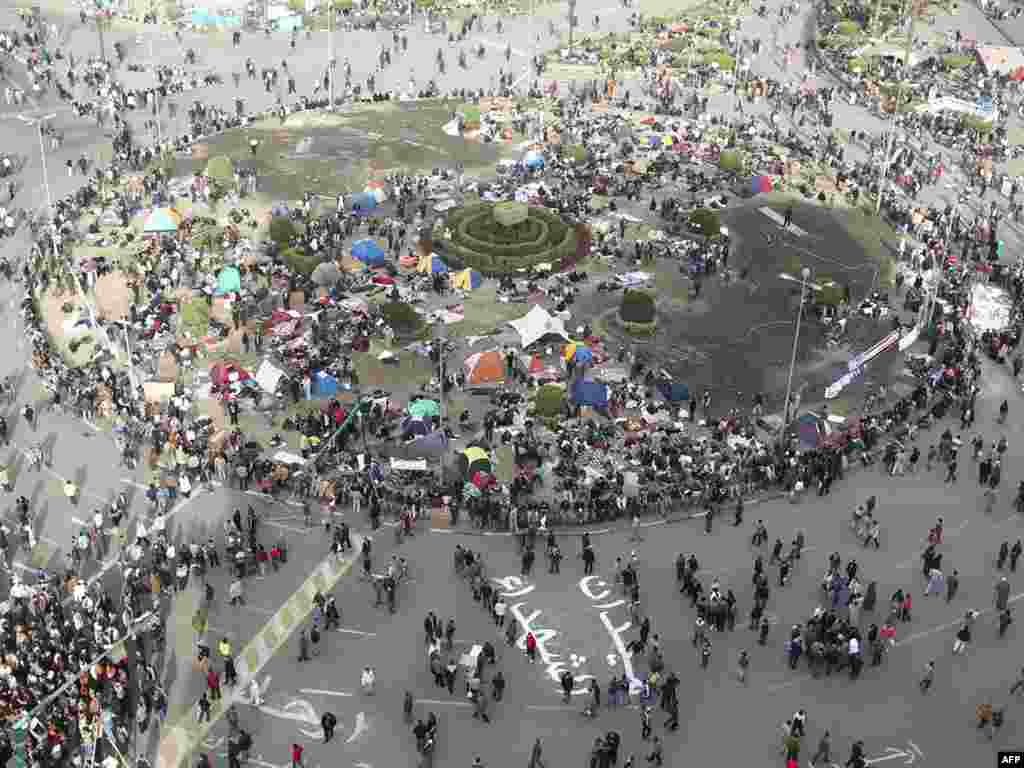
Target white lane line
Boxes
[299,688,353,697]
[71,516,87,526]
[414,698,472,707]
[262,520,308,534]
[335,628,377,637]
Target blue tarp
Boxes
[572,379,609,408]
[190,8,242,26]
[400,415,432,437]
[796,413,820,450]
[424,254,448,274]
[215,265,241,296]
[310,371,338,399]
[352,239,386,266]
[657,381,690,403]
[351,192,378,213]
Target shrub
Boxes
[688,208,721,236]
[941,53,973,71]
[269,216,297,246]
[381,302,422,334]
[622,319,658,335]
[836,19,861,35]
[533,384,566,418]
[281,246,319,277]
[205,156,235,189]
[718,149,745,174]
[703,50,735,70]
[620,289,656,324]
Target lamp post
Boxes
[94,3,109,63]
[875,0,918,214]
[328,2,335,111]
[568,0,577,51]
[781,267,812,437]
[435,324,447,478]
[18,114,115,358]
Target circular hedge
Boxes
[442,202,578,275]
[620,289,656,324]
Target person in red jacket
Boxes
[291,744,304,768]
[525,632,537,662]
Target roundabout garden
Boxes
[438,201,581,274]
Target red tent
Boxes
[210,361,251,386]
[1011,66,1024,81]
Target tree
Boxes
[205,156,236,190]
[718,149,745,174]
[619,289,656,324]
[269,216,298,246]
[688,208,721,237]
[533,384,566,418]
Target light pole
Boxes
[328,2,335,110]
[149,36,163,145]
[568,0,577,51]
[875,0,917,214]
[18,114,116,358]
[435,325,447,477]
[94,3,109,63]
[781,267,811,437]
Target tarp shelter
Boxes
[351,192,378,214]
[464,350,506,385]
[352,239,386,266]
[508,305,569,348]
[310,371,338,399]
[461,446,492,475]
[452,268,483,290]
[143,207,181,234]
[572,379,609,408]
[255,360,287,394]
[563,342,593,364]
[390,458,429,471]
[407,398,441,418]
[657,381,690,403]
[795,412,822,450]
[751,176,773,194]
[524,150,545,169]
[210,361,251,386]
[401,430,449,456]
[215,265,242,295]
[418,253,449,274]
[401,415,432,437]
[362,184,387,203]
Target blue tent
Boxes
[401,416,432,438]
[351,192,378,213]
[215,265,241,296]
[524,150,545,169]
[657,381,690,403]
[422,254,448,274]
[572,379,609,408]
[310,371,338,399]
[352,239,385,266]
[796,413,821,450]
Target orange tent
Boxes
[464,350,506,386]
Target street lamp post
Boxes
[95,4,108,63]
[328,3,335,111]
[781,267,811,436]
[568,0,577,51]
[435,325,447,478]
[19,114,115,358]
[875,1,917,214]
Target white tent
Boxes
[508,305,569,348]
[255,360,287,394]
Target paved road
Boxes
[1,0,1023,766]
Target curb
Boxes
[155,536,362,768]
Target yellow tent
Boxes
[452,268,484,291]
[340,254,365,273]
[463,446,489,464]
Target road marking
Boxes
[156,538,362,768]
[121,478,149,490]
[299,688,353,697]
[71,516,87,526]
[414,698,472,707]
[336,628,377,637]
[263,520,308,534]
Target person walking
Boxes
[528,737,544,768]
[919,661,935,693]
[297,629,311,662]
[810,731,831,766]
[995,577,1011,611]
[321,712,337,743]
[290,743,304,768]
[946,570,960,602]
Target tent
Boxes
[751,176,773,194]
[509,305,569,348]
[464,350,506,386]
[571,379,609,408]
[362,184,388,203]
[418,253,449,274]
[524,150,545,169]
[310,371,338,399]
[352,239,386,266]
[209,361,251,386]
[795,412,822,450]
[461,446,492,475]
[215,265,242,295]
[562,342,593,364]
[143,207,181,234]
[408,398,440,418]
[351,192,378,213]
[657,381,690,403]
[255,360,287,394]
[452,268,483,290]
[400,415,432,438]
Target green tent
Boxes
[215,265,242,296]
